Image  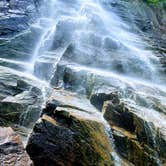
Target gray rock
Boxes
[103,98,166,165]
[0,0,40,37]
[110,0,166,71]
[0,66,44,127]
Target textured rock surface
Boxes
[0,0,43,70]
[110,0,166,71]
[0,0,166,165]
[0,127,33,166]
[110,0,166,42]
[50,51,166,165]
[103,101,165,165]
[0,0,39,37]
[0,66,44,127]
[26,89,113,166]
[90,87,166,165]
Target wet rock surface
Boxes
[0,0,39,37]
[0,66,44,127]
[0,127,33,166]
[90,86,166,165]
[110,0,166,71]
[0,0,43,71]
[103,101,165,165]
[0,0,166,165]
[26,89,113,166]
[54,62,166,165]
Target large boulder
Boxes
[26,89,113,166]
[0,127,33,166]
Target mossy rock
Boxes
[26,95,113,166]
[103,99,166,165]
[112,128,159,166]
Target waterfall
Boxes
[24,0,166,165]
[29,0,166,85]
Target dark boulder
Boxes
[26,89,113,166]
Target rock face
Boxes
[110,0,166,41]
[0,127,32,166]
[0,0,39,37]
[110,0,166,71]
[0,0,43,71]
[90,87,166,166]
[0,0,166,165]
[26,89,113,166]
[0,66,44,127]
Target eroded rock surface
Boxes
[110,0,166,72]
[0,0,39,37]
[0,0,166,165]
[26,89,113,166]
[0,0,43,70]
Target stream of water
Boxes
[20,0,166,165]
[30,0,165,83]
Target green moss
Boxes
[52,109,113,166]
[71,117,112,166]
[146,0,166,4]
[0,102,25,123]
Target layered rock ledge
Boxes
[0,66,45,127]
[90,87,166,166]
[26,89,113,166]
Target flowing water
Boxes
[24,0,166,164]
[1,0,165,165]
[30,0,165,83]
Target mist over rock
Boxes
[0,0,166,165]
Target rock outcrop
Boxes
[90,87,166,166]
[0,0,166,165]
[0,0,43,71]
[49,39,166,165]
[26,89,113,166]
[0,127,33,166]
[0,66,44,127]
[110,0,166,41]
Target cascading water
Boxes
[23,0,166,165]
[29,0,165,84]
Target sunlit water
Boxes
[7,0,165,164]
[30,0,165,83]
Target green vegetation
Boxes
[146,0,166,4]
